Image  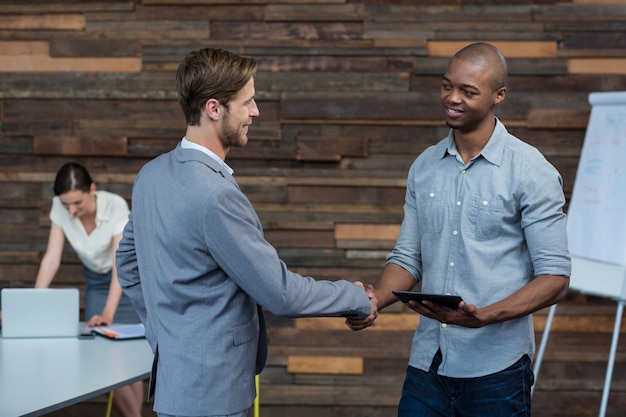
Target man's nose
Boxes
[250,101,260,117]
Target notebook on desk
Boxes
[1,288,80,338]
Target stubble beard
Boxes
[221,110,248,148]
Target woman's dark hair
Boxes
[53,163,93,195]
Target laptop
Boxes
[1,288,80,338]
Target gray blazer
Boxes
[117,144,370,416]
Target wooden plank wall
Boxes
[1,0,626,416]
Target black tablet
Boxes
[392,291,463,310]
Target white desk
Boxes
[0,334,153,417]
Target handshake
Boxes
[346,282,378,331]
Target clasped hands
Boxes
[346,283,482,331]
[346,282,378,331]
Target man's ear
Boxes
[205,98,221,121]
[494,87,506,105]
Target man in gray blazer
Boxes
[116,47,377,417]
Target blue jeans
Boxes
[398,350,533,417]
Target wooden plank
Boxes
[265,4,363,21]
[210,21,363,41]
[536,5,626,22]
[534,331,626,362]
[363,22,432,42]
[269,343,410,361]
[258,55,414,72]
[509,74,626,92]
[280,92,441,120]
[562,31,626,50]
[143,0,345,4]
[84,11,135,23]
[287,185,405,205]
[134,4,265,20]
[428,40,558,58]
[368,20,549,34]
[268,326,414,349]
[572,0,626,4]
[253,406,397,417]
[287,356,363,375]
[33,136,128,156]
[4,100,180,125]
[0,40,49,55]
[362,4,540,23]
[293,372,404,387]
[253,202,404,224]
[335,239,395,250]
[49,39,141,57]
[296,314,420,331]
[249,44,422,56]
[366,22,560,42]
[533,392,626,417]
[256,71,410,93]
[0,183,44,209]
[335,224,400,241]
[568,58,626,74]
[0,250,40,264]
[527,108,590,129]
[415,56,569,76]
[0,72,176,100]
[296,136,368,161]
[534,313,626,333]
[0,14,85,30]
[84,20,209,41]
[0,55,141,72]
[0,262,82,284]
[0,3,133,13]
[278,248,386,269]
[262,221,335,231]
[0,136,32,154]
[0,223,49,243]
[242,176,405,188]
[264,230,335,248]
[259,384,399,406]
[141,42,414,67]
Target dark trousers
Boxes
[398,350,533,417]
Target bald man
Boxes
[347,43,571,416]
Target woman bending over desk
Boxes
[34,162,144,417]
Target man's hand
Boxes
[405,299,486,328]
[346,283,378,331]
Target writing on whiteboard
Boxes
[567,100,626,266]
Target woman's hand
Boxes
[86,313,112,327]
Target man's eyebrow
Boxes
[442,76,479,91]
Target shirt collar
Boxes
[181,137,234,175]
[94,191,106,227]
[441,117,507,167]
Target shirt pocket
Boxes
[464,197,503,241]
[415,190,449,233]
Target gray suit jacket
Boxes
[117,144,371,415]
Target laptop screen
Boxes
[1,288,79,338]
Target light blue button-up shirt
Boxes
[388,118,571,378]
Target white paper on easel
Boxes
[566,91,626,266]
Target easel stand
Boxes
[537,90,626,417]
[533,297,625,417]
